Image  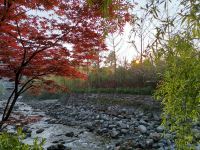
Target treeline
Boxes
[50,58,166,95]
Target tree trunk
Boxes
[0,93,18,130]
[0,73,19,130]
[4,95,18,121]
[1,89,15,120]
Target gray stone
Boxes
[101,115,109,121]
[47,144,71,150]
[146,139,154,147]
[138,125,147,134]
[36,128,44,134]
[118,121,129,129]
[97,128,108,135]
[139,119,148,125]
[153,113,160,121]
[149,132,161,142]
[99,120,104,123]
[84,122,95,132]
[60,141,65,144]
[108,124,117,129]
[57,144,66,149]
[65,132,74,137]
[52,141,59,143]
[121,129,128,134]
[156,125,164,132]
[47,145,57,150]
[111,129,119,138]
[118,115,124,118]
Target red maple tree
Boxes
[0,0,131,127]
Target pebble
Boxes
[65,132,74,137]
[36,128,44,134]
[149,132,161,142]
[121,129,128,134]
[157,125,164,132]
[146,138,154,147]
[111,129,120,138]
[47,144,71,150]
[138,125,147,134]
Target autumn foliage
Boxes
[0,0,131,125]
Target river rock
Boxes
[84,122,95,132]
[118,121,129,129]
[149,132,161,142]
[97,128,108,135]
[52,140,59,143]
[111,129,120,138]
[121,129,128,134]
[21,94,189,149]
[153,113,160,121]
[138,125,147,134]
[156,125,164,132]
[146,138,154,147]
[139,119,148,125]
[36,128,44,134]
[108,124,117,129]
[47,144,71,150]
[65,132,74,137]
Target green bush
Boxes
[155,36,200,149]
[0,128,45,150]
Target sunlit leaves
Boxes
[155,35,200,149]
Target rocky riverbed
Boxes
[1,93,200,150]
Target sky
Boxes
[105,0,150,63]
[107,0,180,63]
[105,23,134,63]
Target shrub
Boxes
[155,36,200,149]
[0,128,45,150]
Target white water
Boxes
[0,100,112,150]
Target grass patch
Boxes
[71,87,154,95]
[23,87,154,101]
[23,91,67,101]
